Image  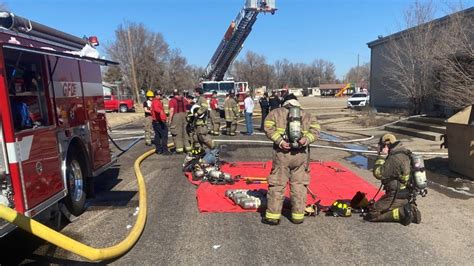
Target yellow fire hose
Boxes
[0,149,156,261]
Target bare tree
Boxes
[162,49,196,93]
[309,59,336,84]
[323,61,337,83]
[434,7,473,110]
[231,50,338,90]
[345,62,370,88]
[382,1,440,114]
[103,66,123,84]
[106,22,169,101]
[383,1,473,114]
[232,51,273,89]
[190,65,205,86]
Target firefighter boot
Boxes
[411,204,422,224]
[230,121,237,136]
[262,217,280,226]
[290,216,304,224]
[226,121,232,135]
[400,204,413,226]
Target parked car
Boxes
[104,94,135,113]
[347,93,370,108]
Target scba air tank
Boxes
[411,154,427,190]
[208,170,232,181]
[288,106,302,148]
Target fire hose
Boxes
[214,139,449,156]
[0,148,156,261]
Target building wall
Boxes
[369,43,410,111]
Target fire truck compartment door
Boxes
[14,127,64,210]
[79,61,111,170]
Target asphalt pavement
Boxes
[1,118,473,265]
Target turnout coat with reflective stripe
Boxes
[373,144,411,193]
[264,107,320,146]
[195,96,209,126]
[224,97,239,122]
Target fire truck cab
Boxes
[201,80,249,111]
[0,12,116,237]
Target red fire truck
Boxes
[201,80,249,111]
[0,12,117,237]
[200,0,276,111]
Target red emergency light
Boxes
[88,36,99,46]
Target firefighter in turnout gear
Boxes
[224,90,239,136]
[209,91,221,136]
[263,94,320,225]
[366,134,421,225]
[193,87,215,149]
[143,90,154,146]
[168,89,191,154]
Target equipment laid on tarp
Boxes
[327,200,352,217]
[305,191,371,217]
[184,147,236,185]
[185,161,382,213]
[225,189,266,209]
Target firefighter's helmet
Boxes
[190,104,206,119]
[146,91,154,97]
[379,133,397,145]
[328,200,352,217]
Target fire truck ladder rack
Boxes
[202,0,276,81]
[0,11,90,50]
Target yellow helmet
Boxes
[379,133,397,145]
[329,200,352,217]
[146,90,154,97]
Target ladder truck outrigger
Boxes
[0,11,125,237]
[200,0,277,110]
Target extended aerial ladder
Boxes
[202,0,277,81]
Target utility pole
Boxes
[127,29,140,102]
[356,54,360,91]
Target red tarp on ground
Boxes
[185,161,382,213]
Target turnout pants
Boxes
[366,194,409,223]
[143,116,153,145]
[265,149,310,222]
[193,124,215,149]
[153,121,168,153]
[225,120,237,136]
[170,113,191,153]
[210,109,221,135]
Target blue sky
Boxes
[5,0,473,79]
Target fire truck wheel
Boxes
[64,155,87,216]
[119,104,128,113]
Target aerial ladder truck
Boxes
[200,0,277,109]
